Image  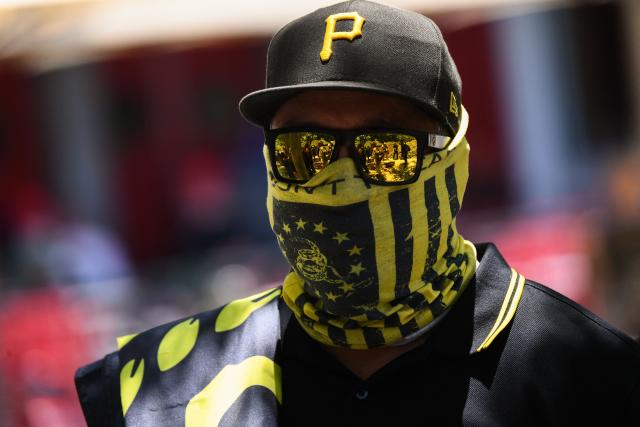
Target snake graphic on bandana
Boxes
[293,237,373,299]
[294,238,344,284]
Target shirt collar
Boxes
[430,242,523,357]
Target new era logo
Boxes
[450,92,459,117]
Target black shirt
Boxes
[280,313,441,426]
[279,244,640,426]
[76,244,640,426]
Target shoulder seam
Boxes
[525,280,640,351]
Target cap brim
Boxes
[238,81,440,129]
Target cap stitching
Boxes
[424,18,452,134]
[428,18,444,107]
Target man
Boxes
[76,1,640,425]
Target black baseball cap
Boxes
[239,0,462,135]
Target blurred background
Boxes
[0,0,639,424]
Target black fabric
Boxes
[76,289,283,426]
[279,310,439,426]
[280,244,640,425]
[238,0,462,135]
[75,352,124,427]
[76,243,640,426]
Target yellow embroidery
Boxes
[184,356,282,427]
[120,358,144,416]
[477,268,525,351]
[215,288,281,332]
[320,12,366,62]
[117,333,139,350]
[157,318,200,372]
[450,92,459,117]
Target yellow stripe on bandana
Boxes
[369,196,396,305]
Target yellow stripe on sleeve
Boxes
[185,356,281,427]
[215,288,281,333]
[120,358,144,417]
[117,333,139,350]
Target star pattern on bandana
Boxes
[347,245,362,256]
[313,222,327,234]
[332,232,349,244]
[339,282,355,293]
[326,292,339,302]
[276,217,365,264]
[349,262,366,276]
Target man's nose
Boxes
[338,145,349,158]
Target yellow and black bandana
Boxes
[267,108,477,349]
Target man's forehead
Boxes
[270,89,439,131]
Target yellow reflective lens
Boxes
[274,132,336,181]
[354,133,418,183]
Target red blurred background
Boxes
[1,0,639,424]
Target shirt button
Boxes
[355,389,369,400]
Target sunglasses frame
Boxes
[265,126,449,186]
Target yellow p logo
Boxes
[320,12,366,63]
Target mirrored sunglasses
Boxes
[265,127,450,185]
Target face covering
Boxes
[266,108,476,349]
